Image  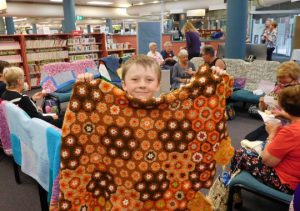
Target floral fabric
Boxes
[231,147,293,194]
[55,64,235,211]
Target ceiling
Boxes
[6,0,176,7]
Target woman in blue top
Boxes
[182,21,201,60]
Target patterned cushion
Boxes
[54,64,235,211]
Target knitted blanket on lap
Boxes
[56,64,234,211]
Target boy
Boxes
[78,55,161,100]
[0,60,11,98]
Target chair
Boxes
[216,43,226,58]
[227,171,292,211]
[247,44,267,60]
[4,102,62,211]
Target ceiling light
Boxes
[14,18,27,22]
[152,1,159,3]
[50,0,63,2]
[87,1,113,5]
[138,2,144,5]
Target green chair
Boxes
[228,171,292,210]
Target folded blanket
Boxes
[0,101,12,155]
[5,102,61,199]
[55,64,234,211]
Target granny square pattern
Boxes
[57,64,234,211]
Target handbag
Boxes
[42,94,61,115]
[207,169,241,211]
[207,173,229,211]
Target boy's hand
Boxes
[77,73,94,82]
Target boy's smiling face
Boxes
[122,64,160,100]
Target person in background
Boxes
[245,61,300,142]
[147,42,164,65]
[261,19,271,44]
[1,66,63,128]
[264,20,278,61]
[182,21,201,60]
[160,41,176,67]
[231,85,300,199]
[171,49,196,89]
[202,45,226,70]
[0,60,11,98]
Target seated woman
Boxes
[161,41,176,67]
[147,42,164,65]
[1,67,63,128]
[231,85,300,195]
[245,61,300,141]
[171,49,196,90]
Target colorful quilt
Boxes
[56,64,234,210]
[41,60,99,93]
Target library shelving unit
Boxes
[24,33,106,88]
[67,33,106,63]
[105,34,136,58]
[24,34,69,88]
[0,35,30,87]
[0,33,106,89]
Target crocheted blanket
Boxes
[56,64,234,211]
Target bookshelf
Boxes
[24,34,69,88]
[105,34,136,57]
[0,35,30,87]
[0,33,107,89]
[67,34,106,62]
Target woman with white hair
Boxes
[1,66,63,128]
[147,42,164,65]
[171,49,196,89]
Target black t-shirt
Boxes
[1,90,53,122]
[0,81,6,98]
[208,57,226,70]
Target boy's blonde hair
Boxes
[3,66,24,88]
[182,21,198,33]
[276,61,300,81]
[121,55,161,81]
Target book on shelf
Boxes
[27,51,69,62]
[68,44,99,52]
[0,54,22,63]
[69,53,98,61]
[0,41,21,51]
[68,37,96,45]
[26,39,67,49]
